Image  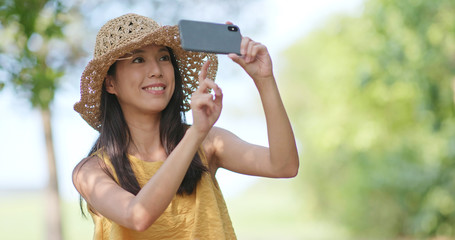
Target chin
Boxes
[144,104,168,114]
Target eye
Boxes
[132,57,145,63]
[159,55,171,61]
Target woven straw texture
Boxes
[74,13,218,131]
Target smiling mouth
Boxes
[143,86,165,91]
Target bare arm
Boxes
[73,62,223,231]
[73,127,205,231]
[212,36,299,178]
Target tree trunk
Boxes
[41,108,62,240]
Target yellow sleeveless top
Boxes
[89,150,236,240]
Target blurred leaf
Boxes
[0,0,68,109]
[282,0,455,238]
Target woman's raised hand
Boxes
[226,23,274,84]
[190,60,223,134]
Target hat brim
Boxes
[74,25,218,131]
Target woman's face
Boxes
[106,44,175,115]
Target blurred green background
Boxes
[1,0,455,239]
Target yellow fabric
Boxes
[89,150,236,240]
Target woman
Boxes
[72,13,299,240]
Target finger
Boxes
[191,92,212,105]
[229,53,246,68]
[192,93,217,113]
[212,83,223,106]
[212,82,222,97]
[196,65,212,94]
[203,78,218,90]
[225,21,234,25]
[198,60,211,83]
[196,77,217,95]
[246,40,256,63]
[228,53,240,61]
[240,37,251,56]
[251,43,263,58]
[193,80,221,104]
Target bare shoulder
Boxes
[72,155,104,179]
[72,155,108,197]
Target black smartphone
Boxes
[178,19,242,55]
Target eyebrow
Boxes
[131,47,169,55]
[158,47,170,53]
[130,49,145,54]
[118,47,169,60]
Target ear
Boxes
[105,75,117,94]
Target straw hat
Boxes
[74,13,218,131]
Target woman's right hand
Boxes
[190,61,223,135]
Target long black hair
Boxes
[88,47,207,197]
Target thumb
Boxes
[228,53,246,67]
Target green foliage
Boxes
[0,0,66,109]
[283,0,455,238]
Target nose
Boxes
[147,59,163,78]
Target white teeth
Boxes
[144,86,164,91]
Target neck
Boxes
[123,109,166,162]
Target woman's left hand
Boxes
[228,33,274,83]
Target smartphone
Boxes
[178,19,242,55]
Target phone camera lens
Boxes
[228,26,238,32]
